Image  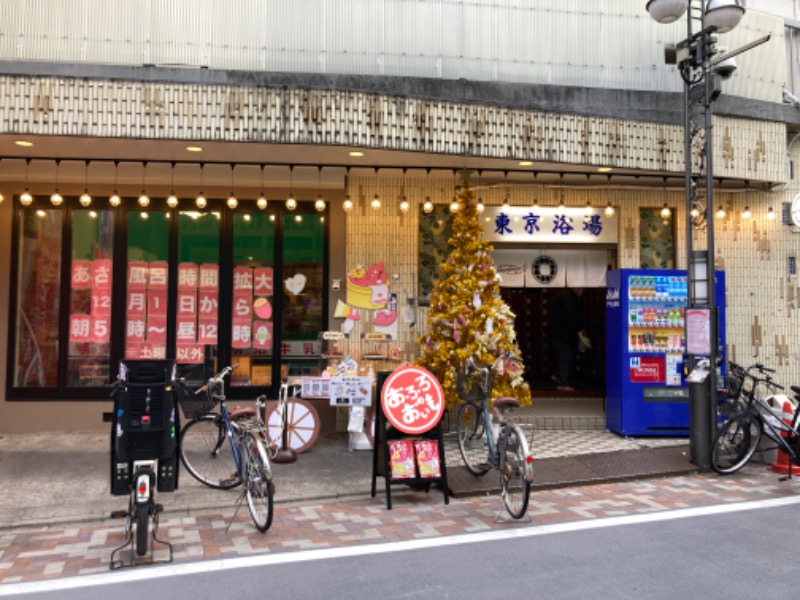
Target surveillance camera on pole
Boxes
[712,47,737,80]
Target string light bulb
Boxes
[742,206,751,219]
[716,206,726,219]
[585,201,593,216]
[109,161,121,207]
[604,202,615,217]
[257,165,267,209]
[767,206,775,220]
[50,160,63,206]
[137,161,148,207]
[343,195,354,212]
[167,194,179,208]
[399,196,410,213]
[20,159,33,206]
[476,198,485,214]
[660,203,671,219]
[79,160,92,207]
[196,163,207,209]
[286,194,297,210]
[371,194,381,210]
[449,199,459,212]
[167,162,179,208]
[423,197,433,214]
[315,195,325,212]
[227,164,238,208]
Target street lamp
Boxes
[647,0,746,470]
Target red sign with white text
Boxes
[381,366,445,435]
[147,316,167,344]
[91,289,112,316]
[127,291,147,315]
[232,318,252,348]
[232,293,252,320]
[198,290,218,318]
[71,261,92,290]
[128,262,148,290]
[253,267,274,296]
[178,263,198,290]
[69,314,92,342]
[90,316,110,343]
[148,261,168,290]
[199,264,219,290]
[92,259,112,289]
[198,317,218,345]
[629,356,665,383]
[233,267,253,291]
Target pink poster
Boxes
[233,267,253,291]
[148,261,168,291]
[252,320,273,349]
[231,318,252,348]
[199,264,219,290]
[176,319,197,342]
[147,290,168,317]
[198,290,218,318]
[91,289,112,316]
[69,314,92,342]
[71,261,92,290]
[125,317,146,342]
[128,262,148,290]
[177,344,204,364]
[147,315,167,344]
[232,293,252,320]
[253,267,273,296]
[90,316,110,343]
[178,263,199,290]
[176,291,197,318]
[91,259,112,290]
[198,317,218,344]
[127,291,146,315]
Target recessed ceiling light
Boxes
[349,151,365,157]
[597,166,613,172]
[15,140,34,147]
[518,161,533,166]
[186,146,203,152]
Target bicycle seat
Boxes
[494,396,520,410]
[791,385,800,397]
[230,406,257,420]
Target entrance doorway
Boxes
[501,287,606,397]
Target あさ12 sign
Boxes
[381,366,445,434]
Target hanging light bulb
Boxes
[286,194,297,210]
[742,206,751,219]
[371,194,381,209]
[502,194,510,212]
[343,195,354,212]
[399,196,410,213]
[532,199,540,211]
[767,206,775,220]
[476,198,485,214]
[257,165,267,209]
[20,158,33,206]
[584,201,593,216]
[691,204,701,219]
[166,162,179,208]
[449,199,459,212]
[227,163,238,209]
[423,197,433,214]
[315,195,325,212]
[109,160,121,207]
[660,203,671,219]
[604,202,615,217]
[716,206,726,219]
[50,160,63,206]
[196,163,207,209]
[79,160,92,207]
[137,161,148,207]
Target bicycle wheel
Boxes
[500,424,532,519]
[242,434,274,532]
[711,413,762,474]
[180,415,242,489]
[135,502,149,556]
[456,402,491,476]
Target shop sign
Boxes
[381,366,445,434]
[128,262,148,290]
[254,267,273,295]
[199,264,219,290]
[629,356,665,383]
[178,263,198,290]
[92,259,112,289]
[301,377,331,399]
[329,375,373,406]
[481,206,617,245]
[148,262,168,290]
[176,343,204,364]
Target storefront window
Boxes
[13,209,63,388]
[125,211,170,364]
[175,210,220,378]
[232,211,276,387]
[281,212,325,378]
[67,209,114,386]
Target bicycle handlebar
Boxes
[730,361,784,391]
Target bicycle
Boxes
[455,351,534,519]
[711,362,799,476]
[177,365,274,532]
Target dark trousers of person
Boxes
[551,340,574,387]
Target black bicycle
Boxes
[711,362,800,475]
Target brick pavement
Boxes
[1,462,798,585]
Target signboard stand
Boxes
[370,370,449,509]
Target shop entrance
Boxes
[501,287,606,396]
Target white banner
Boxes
[481,206,617,245]
[490,249,608,288]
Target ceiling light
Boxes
[423,197,433,214]
[518,161,533,166]
[690,204,701,219]
[704,0,745,34]
[167,194,179,208]
[343,195,354,212]
[585,201,593,216]
[399,197,410,213]
[138,193,150,207]
[742,206,751,219]
[140,212,149,220]
[286,193,297,211]
[295,215,303,222]
[227,195,238,209]
[50,191,63,206]
[716,206,726,219]
[315,196,326,212]
[166,162,179,208]
[349,151,364,157]
[646,0,689,24]
[243,214,251,222]
[186,146,203,152]
[20,190,33,206]
[604,202,615,217]
[597,167,613,173]
[196,195,207,209]
[35,209,46,217]
[767,207,775,220]
[449,200,459,213]
[79,192,92,207]
[660,203,671,219]
[89,211,97,219]
[15,140,33,147]
[371,194,381,209]
[79,160,92,207]
[110,161,121,206]
[257,196,267,210]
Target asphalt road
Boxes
[5,496,798,600]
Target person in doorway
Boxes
[547,287,589,391]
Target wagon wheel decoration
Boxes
[265,398,320,454]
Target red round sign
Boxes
[381,366,445,434]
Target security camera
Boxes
[783,87,800,108]
[712,48,737,80]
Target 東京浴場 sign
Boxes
[481,206,617,245]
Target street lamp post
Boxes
[646,0,746,470]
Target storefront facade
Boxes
[1,1,799,433]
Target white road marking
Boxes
[4,494,800,596]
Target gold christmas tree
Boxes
[417,172,531,409]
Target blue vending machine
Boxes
[605,269,726,436]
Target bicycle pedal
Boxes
[110,510,128,520]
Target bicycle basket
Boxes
[176,380,217,419]
[726,365,745,399]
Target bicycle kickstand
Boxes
[225,488,248,533]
